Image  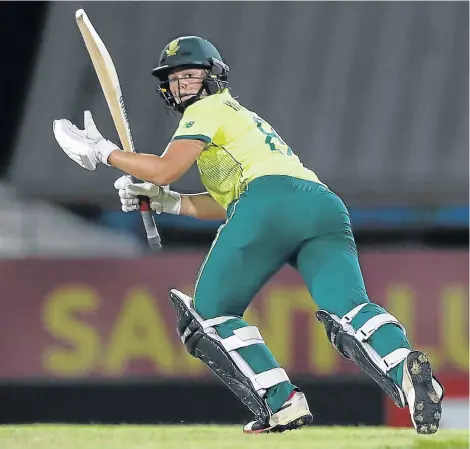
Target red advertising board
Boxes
[0,251,468,382]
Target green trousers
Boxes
[193,175,411,413]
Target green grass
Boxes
[0,425,468,449]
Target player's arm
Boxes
[52,111,207,185]
[108,139,204,186]
[180,192,226,220]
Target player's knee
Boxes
[194,289,245,320]
[194,295,227,320]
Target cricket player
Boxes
[53,36,444,434]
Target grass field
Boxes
[0,425,468,449]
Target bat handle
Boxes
[138,196,162,251]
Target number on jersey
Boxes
[253,116,292,156]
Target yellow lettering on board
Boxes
[105,288,175,375]
[42,285,100,376]
[442,284,469,371]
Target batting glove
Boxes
[53,110,119,170]
[114,175,181,214]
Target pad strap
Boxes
[341,303,368,324]
[202,316,237,329]
[355,313,406,342]
[221,326,265,351]
[251,368,289,391]
[383,348,411,370]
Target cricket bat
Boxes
[75,8,162,250]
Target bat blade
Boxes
[75,9,162,251]
[75,9,133,153]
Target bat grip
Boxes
[138,195,162,251]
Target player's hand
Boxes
[53,111,119,171]
[114,175,181,214]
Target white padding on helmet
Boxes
[251,368,290,391]
[355,313,406,342]
[221,326,265,351]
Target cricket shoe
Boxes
[402,351,444,434]
[243,391,313,434]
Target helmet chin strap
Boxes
[175,82,208,113]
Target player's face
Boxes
[168,68,206,103]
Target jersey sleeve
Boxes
[171,100,221,144]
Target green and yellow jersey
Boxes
[171,89,324,209]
